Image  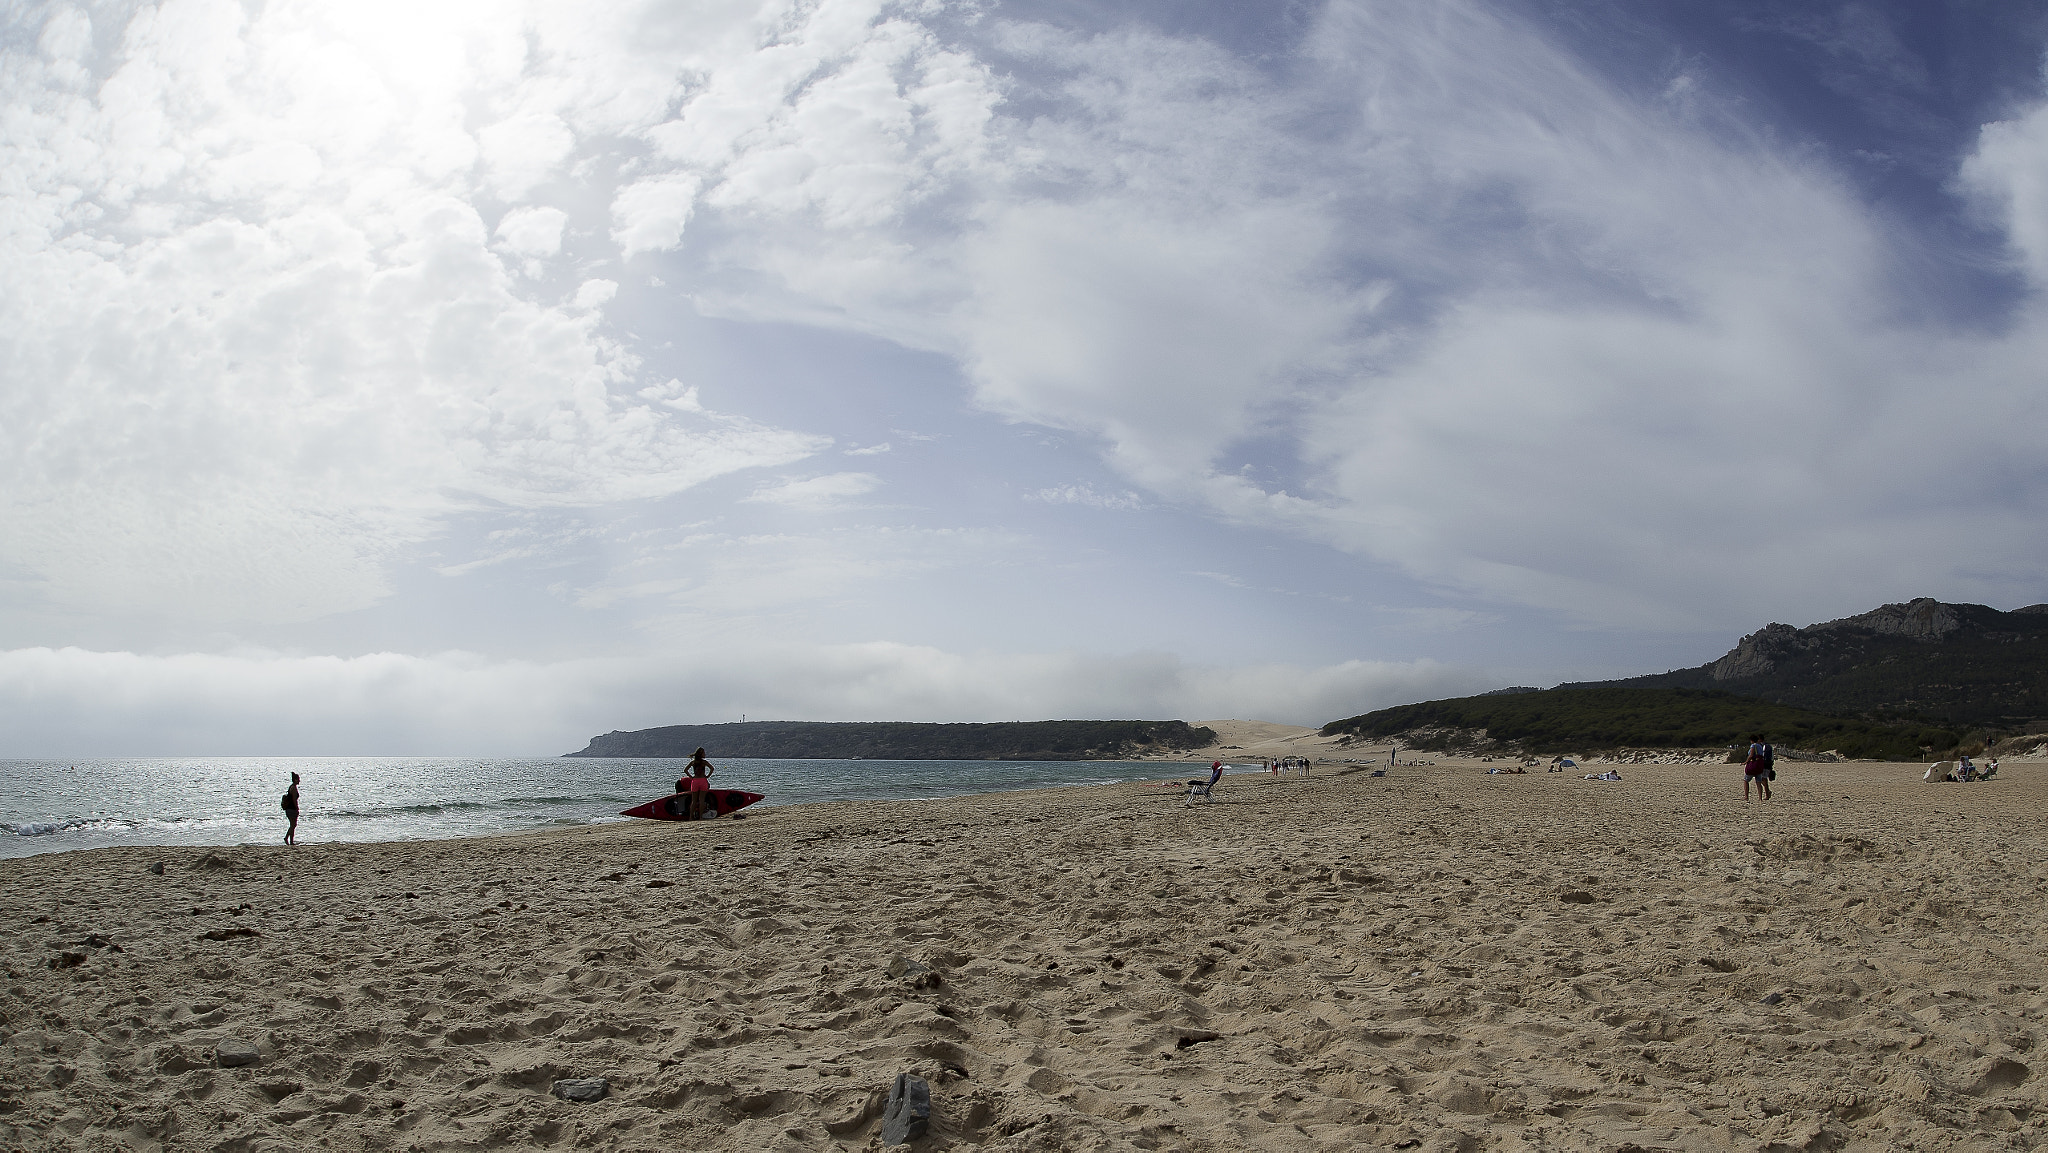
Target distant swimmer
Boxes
[281,772,301,845]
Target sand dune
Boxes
[1142,720,1338,762]
[7,759,2046,1150]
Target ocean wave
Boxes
[4,818,99,836]
[323,801,491,818]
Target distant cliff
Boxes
[1320,686,1953,759]
[1566,598,2048,730]
[564,719,1218,760]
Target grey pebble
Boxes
[552,1077,608,1103]
[216,1038,261,1068]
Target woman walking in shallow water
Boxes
[281,772,301,845]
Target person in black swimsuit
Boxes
[282,772,301,845]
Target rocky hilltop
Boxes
[1571,598,2048,730]
[564,719,1218,761]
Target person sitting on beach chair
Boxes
[1185,761,1225,805]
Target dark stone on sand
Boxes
[881,1073,931,1146]
[1760,992,1785,1006]
[1559,890,1595,904]
[148,862,165,875]
[552,1077,608,1103]
[216,1039,261,1067]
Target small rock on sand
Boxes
[216,1039,261,1067]
[552,1077,608,1102]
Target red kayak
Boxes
[621,789,764,821]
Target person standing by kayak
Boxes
[681,748,715,819]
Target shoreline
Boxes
[1,757,1253,863]
[9,759,2043,1150]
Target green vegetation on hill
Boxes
[565,719,1218,761]
[1572,599,2048,732]
[1321,687,1956,759]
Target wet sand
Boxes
[6,758,2045,1151]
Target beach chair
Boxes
[1184,774,1221,805]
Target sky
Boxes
[4,0,2048,755]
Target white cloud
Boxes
[572,278,619,309]
[0,644,1487,756]
[478,110,575,200]
[12,0,2048,668]
[633,0,2048,632]
[743,472,883,511]
[0,0,829,625]
[611,172,702,258]
[1029,484,1142,511]
[1962,91,2048,285]
[494,205,568,256]
[844,442,892,456]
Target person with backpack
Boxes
[1743,735,1772,801]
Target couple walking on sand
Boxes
[1743,736,1775,801]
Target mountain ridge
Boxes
[1562,597,2048,731]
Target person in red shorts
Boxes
[679,748,715,818]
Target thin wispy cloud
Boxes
[744,473,885,511]
[1029,485,1143,511]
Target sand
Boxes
[7,757,2047,1152]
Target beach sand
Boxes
[7,758,2046,1151]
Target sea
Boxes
[0,757,1207,860]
